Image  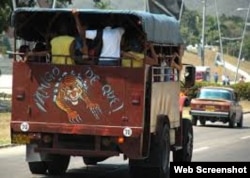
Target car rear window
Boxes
[198,89,232,100]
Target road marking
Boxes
[240,135,250,140]
[193,146,209,152]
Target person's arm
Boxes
[149,43,158,62]
[72,9,88,54]
[145,55,158,65]
[171,52,183,71]
[121,51,138,60]
[21,50,49,63]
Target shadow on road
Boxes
[39,164,130,178]
[195,124,250,129]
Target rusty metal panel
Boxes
[11,62,145,137]
[150,82,180,132]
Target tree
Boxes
[94,0,112,9]
[0,0,72,32]
[0,0,12,31]
[180,9,201,45]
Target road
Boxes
[0,114,250,178]
[192,115,250,161]
[224,61,250,82]
[0,56,12,94]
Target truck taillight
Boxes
[117,137,124,144]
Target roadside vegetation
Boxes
[0,113,11,145]
[0,93,11,145]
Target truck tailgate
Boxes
[11,62,145,137]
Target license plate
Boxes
[12,133,30,144]
[205,106,215,111]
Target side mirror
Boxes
[184,65,195,88]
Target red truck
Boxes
[10,8,195,178]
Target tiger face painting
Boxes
[54,74,102,123]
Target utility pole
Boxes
[234,3,250,82]
[201,0,206,66]
[214,0,226,74]
[12,0,16,10]
[178,0,185,23]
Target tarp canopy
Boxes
[147,0,184,20]
[12,8,183,44]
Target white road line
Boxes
[193,147,209,152]
[240,135,250,140]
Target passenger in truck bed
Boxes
[121,35,159,67]
[32,42,49,63]
[18,44,49,63]
[50,25,76,65]
[18,44,30,62]
[72,9,125,66]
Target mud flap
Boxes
[26,144,48,162]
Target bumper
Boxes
[190,110,229,118]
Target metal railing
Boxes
[151,66,179,82]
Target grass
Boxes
[0,112,11,145]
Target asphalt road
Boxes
[0,114,250,178]
[0,56,12,94]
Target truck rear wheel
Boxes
[173,118,193,162]
[158,123,170,178]
[129,123,170,178]
[47,155,70,175]
[28,161,48,174]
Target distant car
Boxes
[189,86,243,128]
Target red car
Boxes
[189,86,243,128]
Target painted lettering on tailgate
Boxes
[34,67,124,123]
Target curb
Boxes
[0,144,18,149]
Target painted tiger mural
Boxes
[54,74,102,123]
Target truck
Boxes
[195,66,211,82]
[10,6,196,178]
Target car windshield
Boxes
[198,89,232,100]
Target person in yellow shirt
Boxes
[121,40,158,67]
[50,35,76,65]
[50,23,76,65]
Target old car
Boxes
[189,86,243,128]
